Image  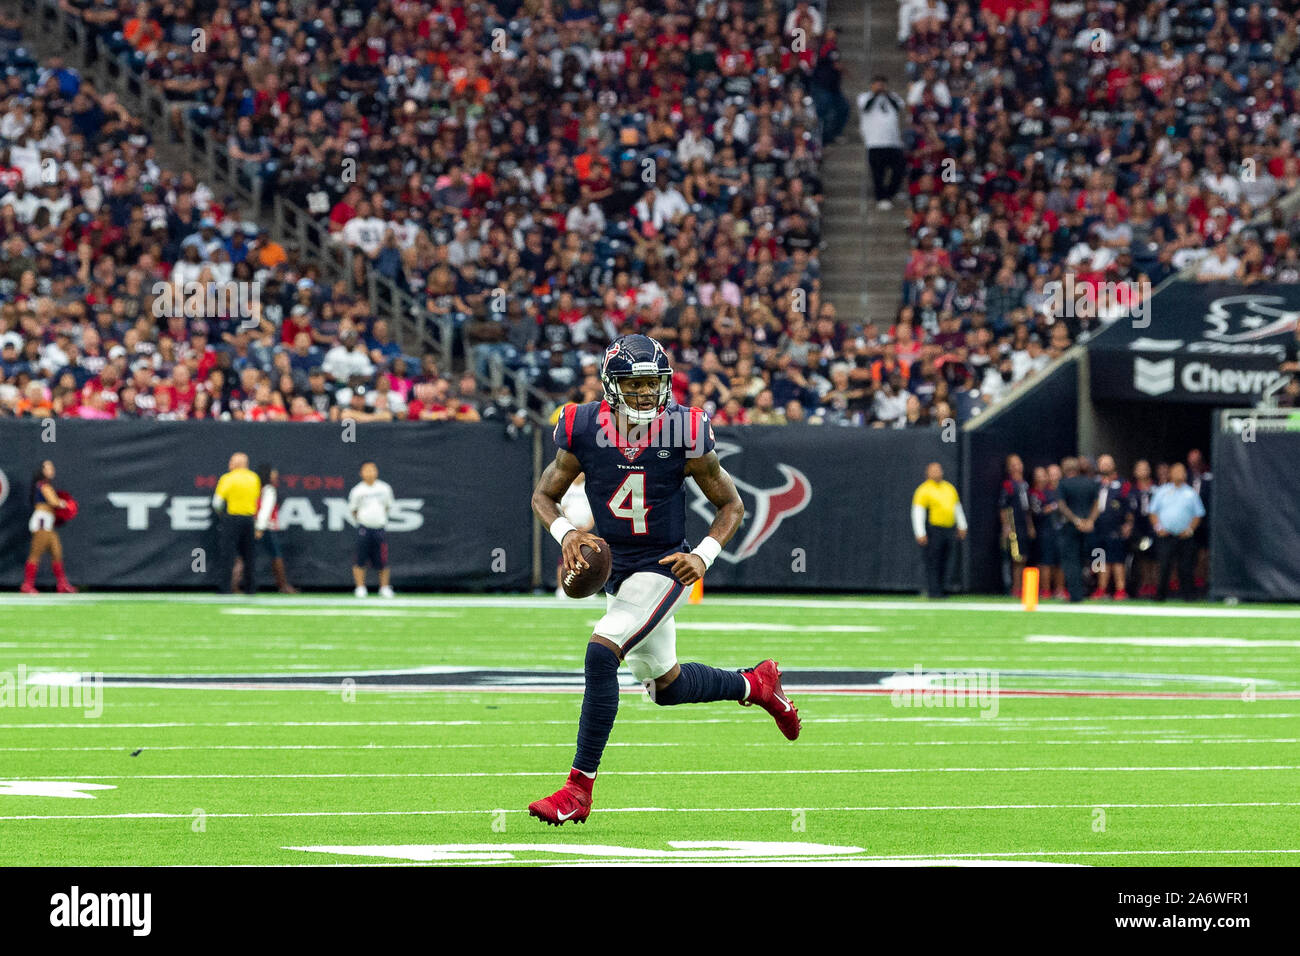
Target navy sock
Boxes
[573,642,621,774]
[653,663,747,706]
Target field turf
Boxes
[1,593,1298,866]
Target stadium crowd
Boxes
[2,0,1297,427]
[899,0,1300,341]
[0,13,517,424]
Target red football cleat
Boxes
[19,583,38,595]
[56,582,78,594]
[1089,588,1108,600]
[1054,589,1069,601]
[1113,589,1129,601]
[741,659,801,740]
[528,768,593,826]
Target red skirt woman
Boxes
[21,459,77,594]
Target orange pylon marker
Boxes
[1022,566,1039,611]
[688,578,704,604]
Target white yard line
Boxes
[12,764,1300,780]
[1028,635,1300,648]
[3,801,1299,822]
[5,592,1300,618]
[2,736,1293,753]
[3,711,1299,730]
[219,609,457,618]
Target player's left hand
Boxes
[658,552,706,585]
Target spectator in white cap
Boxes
[182,217,225,260]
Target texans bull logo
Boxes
[1203,294,1300,343]
[688,441,811,563]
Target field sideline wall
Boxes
[2,420,957,593]
[1211,417,1300,601]
[0,420,534,591]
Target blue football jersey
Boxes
[554,400,715,592]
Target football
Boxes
[561,538,611,599]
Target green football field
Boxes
[1,592,1298,866]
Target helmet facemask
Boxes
[606,366,671,425]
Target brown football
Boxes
[562,538,612,598]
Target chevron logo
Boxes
[1133,357,1176,396]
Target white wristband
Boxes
[691,536,723,570]
[549,516,578,545]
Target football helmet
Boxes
[600,334,672,424]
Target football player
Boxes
[527,334,801,826]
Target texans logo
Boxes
[1203,293,1300,344]
[687,441,812,563]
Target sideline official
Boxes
[1150,462,1205,602]
[912,462,967,598]
[212,452,261,595]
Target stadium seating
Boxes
[900,0,1300,338]
[5,0,1298,428]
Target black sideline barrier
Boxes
[540,425,960,593]
[3,420,961,593]
[0,420,534,590]
[1210,418,1300,601]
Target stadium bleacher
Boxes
[902,0,1300,325]
[2,0,1298,427]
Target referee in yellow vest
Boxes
[912,461,967,598]
[212,452,261,595]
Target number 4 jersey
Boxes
[554,400,715,592]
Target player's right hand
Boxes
[561,530,602,574]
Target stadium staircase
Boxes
[819,0,912,327]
